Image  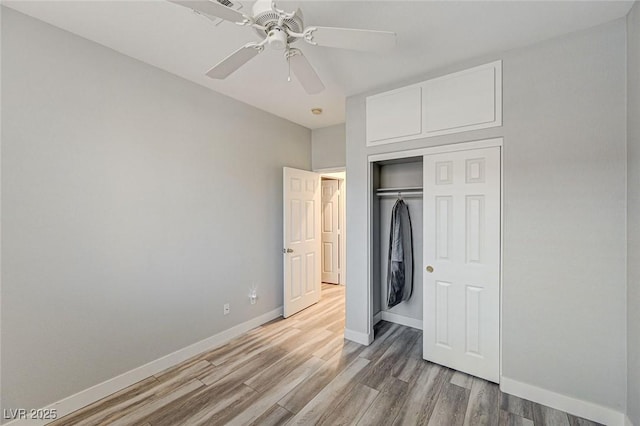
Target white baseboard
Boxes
[373,310,422,330]
[380,311,422,330]
[5,307,283,426]
[357,311,421,346]
[344,328,373,345]
[500,376,626,426]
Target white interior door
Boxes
[283,167,321,318]
[423,146,501,383]
[321,179,340,284]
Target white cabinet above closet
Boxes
[366,61,502,146]
[366,86,423,144]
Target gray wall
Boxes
[628,2,640,424]
[346,19,627,411]
[311,124,346,170]
[1,8,311,411]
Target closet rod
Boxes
[376,191,423,198]
[376,186,423,197]
[376,186,422,193]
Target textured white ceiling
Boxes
[5,0,634,129]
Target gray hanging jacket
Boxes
[387,198,414,308]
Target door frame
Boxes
[367,137,503,379]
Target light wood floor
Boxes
[51,284,602,426]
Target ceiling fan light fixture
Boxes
[311,108,323,115]
[267,27,288,50]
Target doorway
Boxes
[320,171,346,286]
[282,167,346,318]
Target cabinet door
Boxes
[423,147,501,383]
[364,61,502,145]
[424,62,501,136]
[366,85,422,145]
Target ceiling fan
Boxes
[169,0,397,94]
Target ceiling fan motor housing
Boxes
[251,0,304,44]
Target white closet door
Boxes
[423,147,500,383]
[283,167,321,318]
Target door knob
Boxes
[426,265,434,273]
[283,248,294,253]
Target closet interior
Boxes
[371,156,424,329]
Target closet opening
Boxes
[367,139,503,384]
[371,157,424,330]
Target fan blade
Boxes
[206,44,261,79]
[168,0,248,24]
[305,26,396,51]
[288,49,325,95]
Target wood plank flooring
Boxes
[50,284,602,426]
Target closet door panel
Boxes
[423,147,500,383]
[435,196,452,260]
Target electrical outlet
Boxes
[223,303,230,315]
